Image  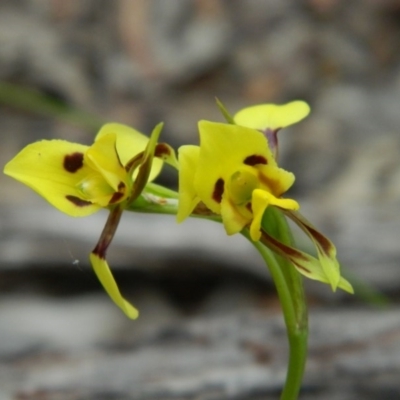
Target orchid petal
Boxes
[4,140,100,217]
[96,123,163,181]
[177,145,201,222]
[220,196,251,235]
[256,164,296,197]
[260,230,353,293]
[251,189,299,241]
[285,210,341,291]
[85,133,128,192]
[90,252,139,319]
[233,101,310,131]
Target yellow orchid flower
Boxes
[178,121,299,236]
[4,123,178,318]
[177,119,352,293]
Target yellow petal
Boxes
[195,121,275,213]
[96,123,163,181]
[85,133,128,193]
[4,140,100,217]
[250,189,299,241]
[90,252,139,319]
[233,101,310,131]
[256,164,296,197]
[220,196,251,235]
[177,145,201,222]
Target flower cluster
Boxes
[4,100,352,318]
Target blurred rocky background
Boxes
[1,0,400,399]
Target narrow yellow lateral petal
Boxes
[96,123,163,181]
[177,145,201,222]
[90,252,139,319]
[195,121,274,213]
[233,101,310,131]
[4,140,100,217]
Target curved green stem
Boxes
[127,190,308,399]
[242,224,308,400]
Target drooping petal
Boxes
[90,252,139,319]
[250,189,299,241]
[233,101,310,131]
[195,121,275,213]
[3,140,100,216]
[96,123,163,181]
[177,145,201,222]
[260,230,353,293]
[285,210,341,290]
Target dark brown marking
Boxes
[244,155,267,166]
[108,182,126,205]
[262,231,308,261]
[92,207,123,259]
[212,178,224,203]
[63,152,84,173]
[125,152,143,172]
[66,195,92,207]
[290,261,311,274]
[109,192,124,204]
[155,143,171,158]
[306,225,332,254]
[92,244,106,259]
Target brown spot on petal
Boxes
[63,152,84,173]
[244,155,267,166]
[66,195,93,207]
[155,143,171,158]
[108,182,126,205]
[212,178,224,203]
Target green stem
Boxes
[127,192,308,399]
[242,225,308,400]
